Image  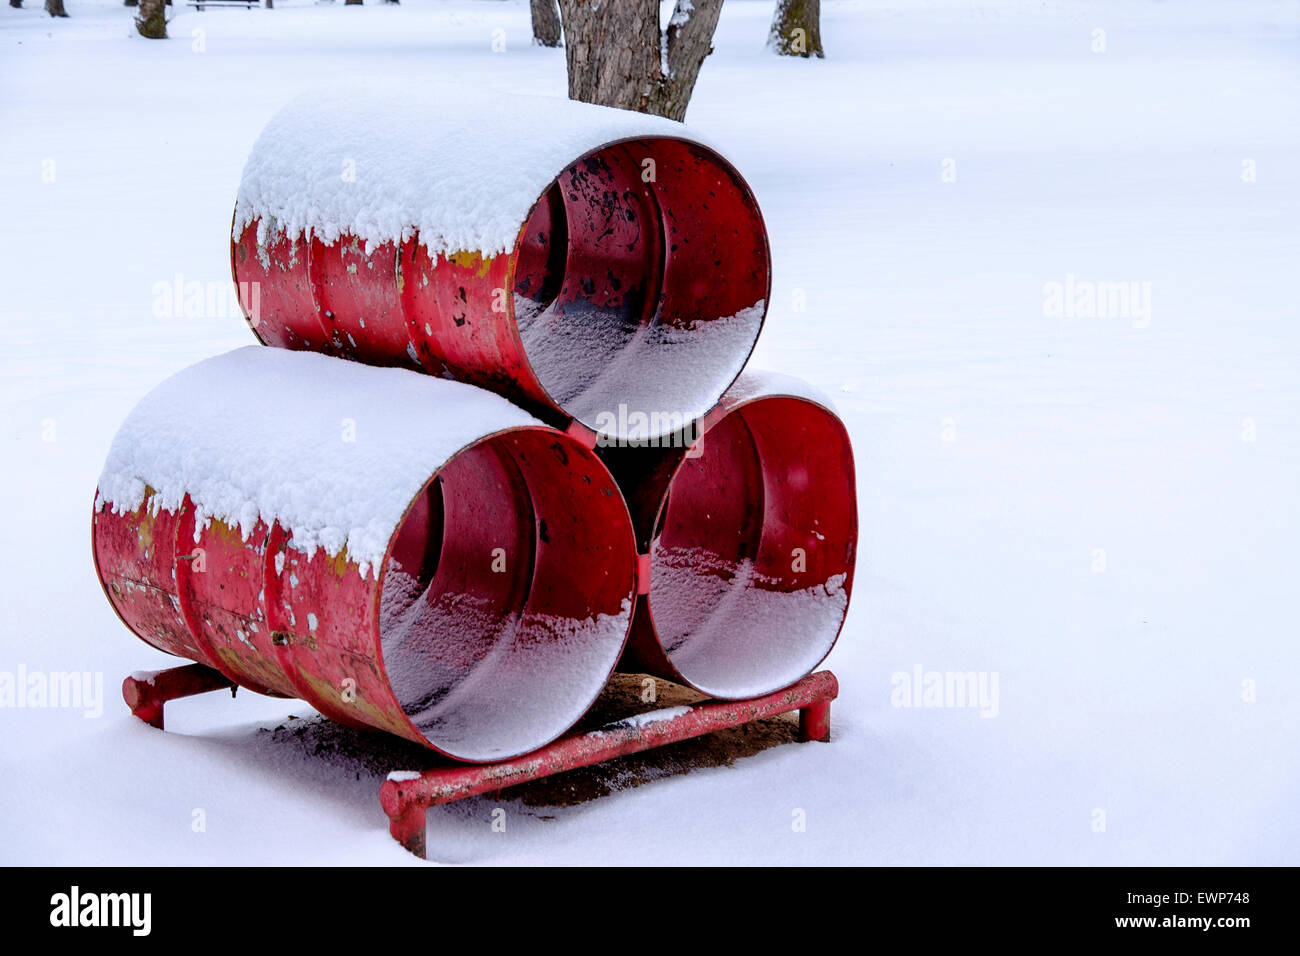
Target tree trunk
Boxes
[344,0,361,5]
[124,0,137,8]
[45,0,68,14]
[768,0,824,58]
[530,0,561,48]
[135,0,165,38]
[9,0,22,8]
[557,0,722,122]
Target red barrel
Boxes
[92,347,638,762]
[231,91,770,442]
[602,372,858,698]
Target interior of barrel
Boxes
[377,430,635,762]
[647,397,857,699]
[511,138,770,441]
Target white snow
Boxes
[521,299,765,437]
[379,565,634,761]
[95,346,543,577]
[2,0,1297,865]
[651,545,848,698]
[602,706,693,731]
[719,366,838,414]
[234,84,714,259]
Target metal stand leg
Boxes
[122,663,235,730]
[798,699,832,742]
[380,786,428,859]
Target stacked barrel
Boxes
[94,90,857,762]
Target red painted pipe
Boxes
[601,372,858,699]
[93,348,638,762]
[231,95,769,442]
[121,664,235,730]
[381,670,839,858]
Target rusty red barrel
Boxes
[230,89,770,442]
[92,347,637,762]
[602,371,857,698]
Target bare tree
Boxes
[135,0,165,38]
[45,0,68,15]
[768,0,824,58]
[10,0,23,8]
[557,0,723,122]
[530,0,561,48]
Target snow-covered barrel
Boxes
[92,348,638,762]
[603,372,857,699]
[230,88,770,443]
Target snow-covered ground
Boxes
[2,0,1297,865]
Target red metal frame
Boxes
[122,663,235,730]
[120,663,838,860]
[379,669,838,859]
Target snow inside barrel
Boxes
[92,348,637,762]
[230,86,770,443]
[603,372,858,698]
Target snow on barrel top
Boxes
[95,346,542,577]
[721,367,840,414]
[232,84,712,257]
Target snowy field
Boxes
[2,0,1298,865]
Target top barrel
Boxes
[231,87,770,443]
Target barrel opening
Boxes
[513,183,569,318]
[379,430,636,762]
[513,138,770,441]
[647,398,856,698]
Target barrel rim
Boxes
[640,389,859,699]
[504,134,774,441]
[370,422,641,763]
